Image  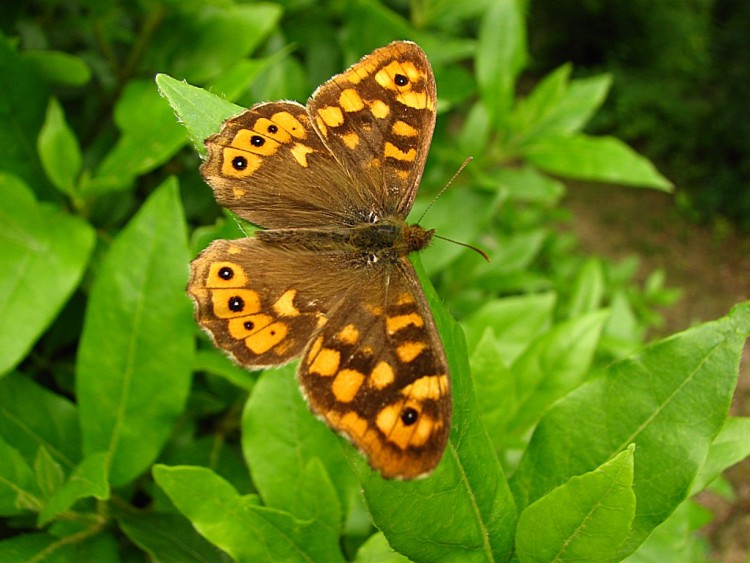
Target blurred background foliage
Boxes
[529,0,750,229]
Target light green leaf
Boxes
[516,446,636,562]
[505,310,609,438]
[355,256,516,562]
[692,416,750,493]
[153,465,345,563]
[76,179,193,485]
[624,499,711,562]
[0,372,80,470]
[524,134,673,191]
[242,364,358,518]
[39,452,109,526]
[38,98,82,195]
[0,175,95,376]
[470,329,516,451]
[354,532,410,563]
[463,292,557,362]
[476,0,527,130]
[511,301,750,558]
[511,68,612,142]
[93,81,189,193]
[156,73,243,154]
[564,257,606,318]
[21,50,91,87]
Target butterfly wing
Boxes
[200,101,370,229]
[298,256,451,479]
[189,238,330,367]
[308,41,437,218]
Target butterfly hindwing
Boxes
[298,256,450,479]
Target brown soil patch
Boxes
[564,182,750,562]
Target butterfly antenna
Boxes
[416,156,473,224]
[433,233,491,262]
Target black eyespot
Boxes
[366,211,379,223]
[228,296,244,312]
[394,73,409,87]
[267,124,278,134]
[251,135,265,147]
[218,266,234,280]
[367,253,378,265]
[401,407,419,426]
[243,321,254,330]
[232,156,247,170]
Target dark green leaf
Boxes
[0,372,81,470]
[0,436,38,516]
[39,452,109,526]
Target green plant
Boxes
[1,1,747,561]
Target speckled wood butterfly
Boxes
[188,41,450,479]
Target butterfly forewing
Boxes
[201,102,365,229]
[307,41,437,217]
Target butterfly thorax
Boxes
[256,220,434,257]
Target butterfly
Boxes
[188,41,450,479]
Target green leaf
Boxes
[479,166,565,204]
[0,372,81,470]
[354,532,410,563]
[34,446,64,501]
[510,67,612,142]
[624,500,711,562]
[21,50,91,87]
[0,436,38,515]
[355,256,516,562]
[156,73,243,154]
[148,3,282,84]
[38,452,109,526]
[38,98,82,195]
[564,257,605,318]
[0,174,95,376]
[242,363,358,518]
[516,446,636,562]
[463,293,556,362]
[0,37,52,198]
[470,329,516,451]
[511,302,750,558]
[0,531,119,562]
[119,512,229,563]
[93,81,189,193]
[692,416,750,493]
[505,310,609,438]
[76,179,193,485]
[524,134,673,191]
[476,0,527,130]
[153,465,345,563]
